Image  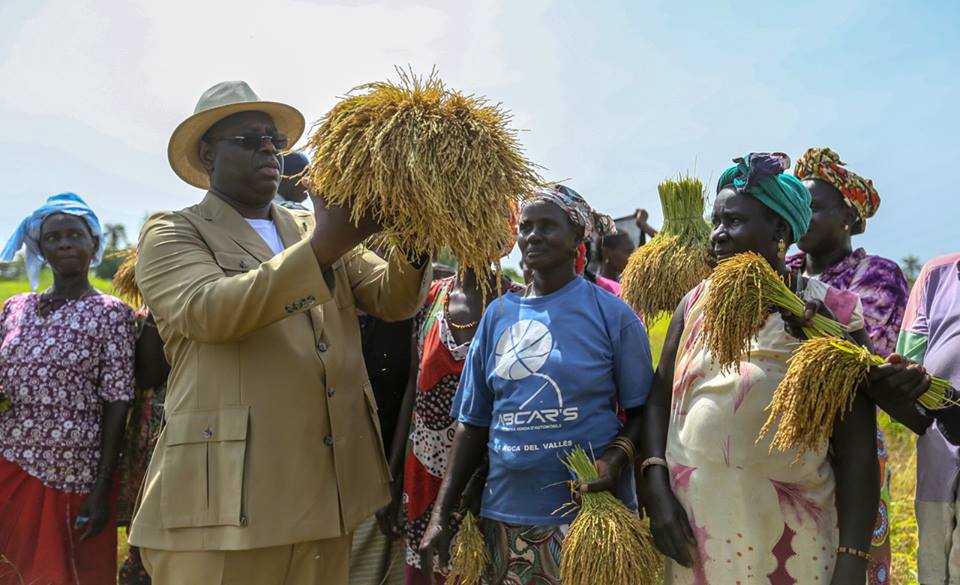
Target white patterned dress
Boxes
[665,279,863,585]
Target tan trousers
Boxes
[141,533,352,585]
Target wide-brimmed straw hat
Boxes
[168,80,306,189]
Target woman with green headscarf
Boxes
[639,153,886,585]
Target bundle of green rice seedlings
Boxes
[700,252,846,371]
[448,510,488,585]
[111,248,141,308]
[620,175,712,322]
[305,70,540,298]
[559,446,662,585]
[760,337,959,454]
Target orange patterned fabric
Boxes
[794,147,881,222]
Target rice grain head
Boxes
[448,510,488,585]
[700,251,849,371]
[620,175,711,321]
[111,248,141,308]
[759,337,867,455]
[760,337,960,456]
[305,70,540,299]
[699,252,774,371]
[559,447,663,585]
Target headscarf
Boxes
[1,193,105,290]
[717,153,812,242]
[523,184,616,241]
[793,147,880,225]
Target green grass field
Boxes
[0,273,116,300]
[883,413,920,583]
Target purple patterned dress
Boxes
[788,248,908,357]
[788,248,909,585]
[0,292,136,492]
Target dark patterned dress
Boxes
[402,278,521,585]
[117,310,167,585]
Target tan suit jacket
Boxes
[128,192,430,551]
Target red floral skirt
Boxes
[0,457,117,585]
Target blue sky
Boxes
[0,0,957,269]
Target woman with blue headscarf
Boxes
[0,194,135,585]
[639,154,888,585]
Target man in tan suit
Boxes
[128,81,431,585]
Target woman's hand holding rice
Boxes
[643,470,696,568]
[779,297,833,339]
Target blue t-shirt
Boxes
[452,277,654,525]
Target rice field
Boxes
[0,283,921,583]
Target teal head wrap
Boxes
[716,153,812,242]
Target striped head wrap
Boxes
[717,153,812,242]
[523,184,616,241]
[793,147,880,225]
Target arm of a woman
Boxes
[78,400,129,541]
[639,296,696,567]
[829,386,879,585]
[376,326,421,538]
[419,422,489,577]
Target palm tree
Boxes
[901,255,922,286]
[102,223,128,251]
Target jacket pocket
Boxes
[361,381,391,483]
[160,406,250,528]
[214,251,258,274]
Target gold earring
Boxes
[777,238,786,260]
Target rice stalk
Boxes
[558,446,662,585]
[448,510,488,585]
[760,337,959,455]
[620,175,711,321]
[111,248,141,308]
[700,252,846,371]
[758,337,866,455]
[305,69,540,299]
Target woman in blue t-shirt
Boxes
[418,184,655,585]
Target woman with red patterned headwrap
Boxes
[788,147,909,585]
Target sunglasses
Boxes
[213,133,289,151]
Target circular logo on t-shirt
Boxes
[494,319,553,381]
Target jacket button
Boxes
[239,260,248,269]
[317,342,328,352]
[327,387,335,397]
[323,435,334,447]
[203,427,214,439]
[240,514,248,527]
